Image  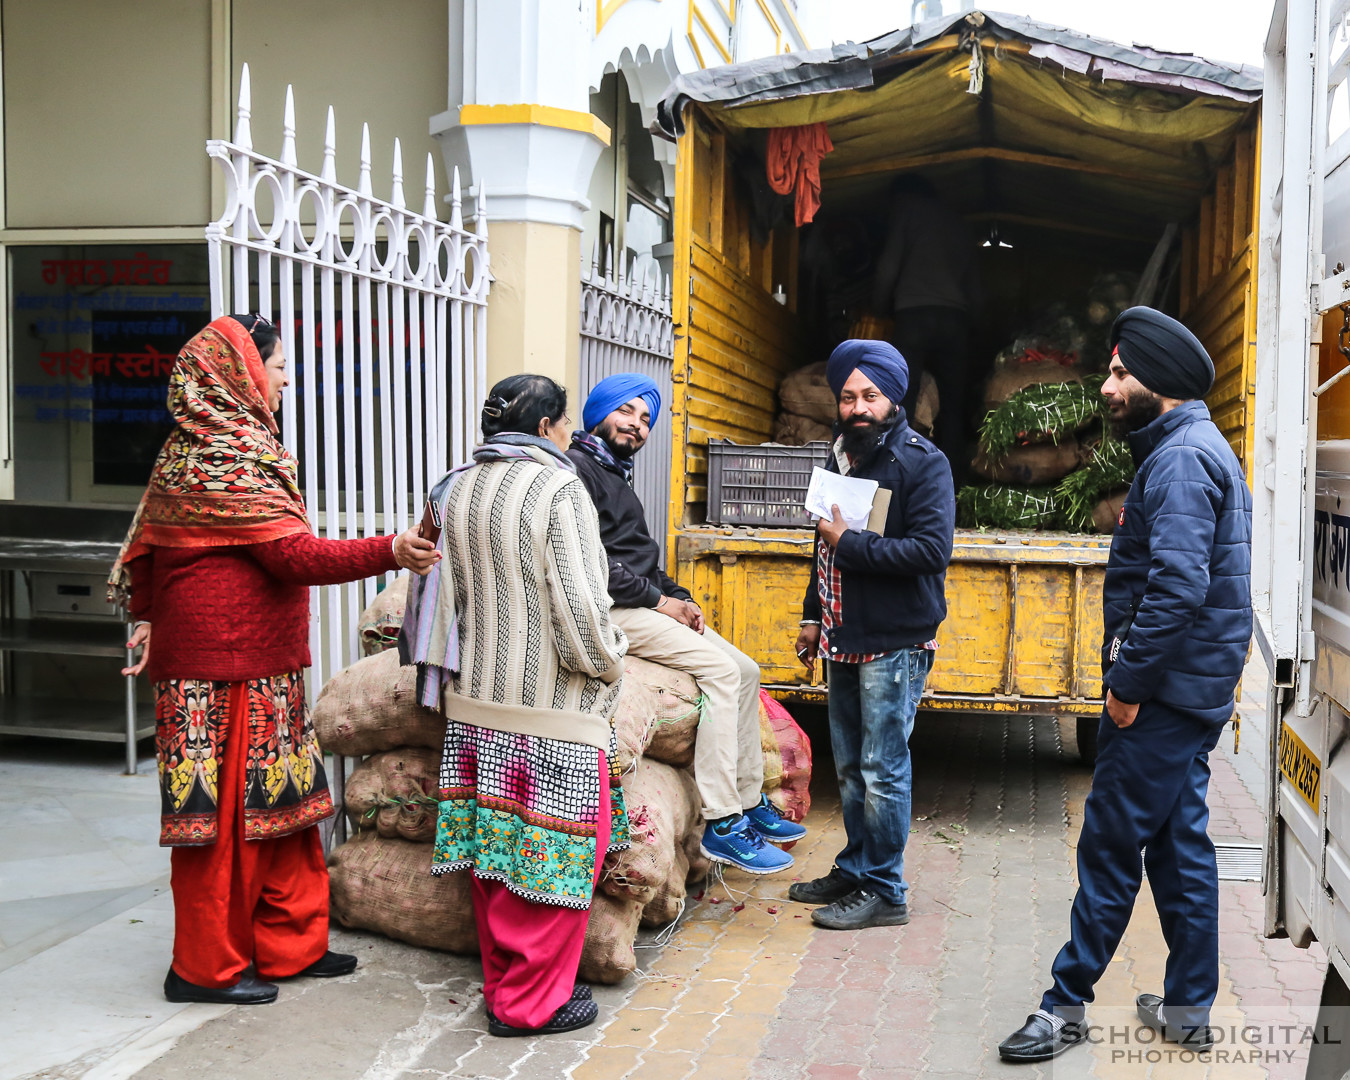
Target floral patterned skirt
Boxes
[154,671,334,847]
[430,720,630,910]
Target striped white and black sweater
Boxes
[440,449,627,751]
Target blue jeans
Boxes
[827,648,935,906]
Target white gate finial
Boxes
[281,85,297,167]
[236,63,253,150]
[590,239,601,277]
[450,167,463,230]
[359,124,373,197]
[391,138,406,209]
[433,159,447,222]
[321,106,337,183]
[475,182,489,239]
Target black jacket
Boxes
[567,444,692,609]
[802,419,956,655]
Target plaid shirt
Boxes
[815,439,938,665]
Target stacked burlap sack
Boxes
[317,580,811,984]
[960,312,1134,533]
[773,360,939,445]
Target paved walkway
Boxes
[0,657,1328,1079]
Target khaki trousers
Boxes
[612,606,764,820]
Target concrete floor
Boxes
[0,659,1327,1079]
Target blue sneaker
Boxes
[743,793,807,844]
[699,815,794,875]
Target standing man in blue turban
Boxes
[792,339,955,930]
[568,374,800,877]
[998,307,1251,1063]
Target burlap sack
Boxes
[627,656,702,769]
[601,756,699,904]
[759,692,812,833]
[983,360,1082,410]
[328,833,478,954]
[970,440,1087,486]
[1092,490,1130,535]
[345,747,441,843]
[641,845,690,928]
[613,665,659,774]
[579,891,642,984]
[912,372,939,436]
[773,412,833,446]
[359,576,410,657]
[313,648,446,757]
[778,362,836,424]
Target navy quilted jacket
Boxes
[1102,400,1252,724]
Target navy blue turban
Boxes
[1110,306,1214,400]
[582,373,662,432]
[825,339,910,406]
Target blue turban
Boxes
[825,339,909,406]
[582,373,662,432]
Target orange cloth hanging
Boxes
[766,123,834,226]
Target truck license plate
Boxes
[1280,721,1322,810]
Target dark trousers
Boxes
[892,305,972,483]
[1041,700,1224,1030]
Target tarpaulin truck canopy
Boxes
[658,11,1261,749]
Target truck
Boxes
[656,11,1262,760]
[1256,0,1350,1065]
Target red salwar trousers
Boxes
[169,683,329,988]
[469,752,612,1029]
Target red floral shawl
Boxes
[109,317,311,603]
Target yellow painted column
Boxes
[482,220,583,406]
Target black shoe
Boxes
[997,1012,1085,1062]
[810,887,909,930]
[1136,993,1214,1050]
[295,951,358,978]
[571,983,591,1000]
[787,867,857,905]
[164,967,279,1005]
[488,996,599,1037]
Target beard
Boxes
[597,418,641,460]
[837,404,900,459]
[1109,388,1164,435]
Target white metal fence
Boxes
[206,64,490,691]
[579,246,675,559]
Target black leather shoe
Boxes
[488,997,598,1037]
[997,1012,1084,1062]
[810,888,909,930]
[788,867,857,905]
[1136,993,1213,1050]
[164,967,278,1005]
[296,951,359,978]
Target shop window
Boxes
[11,244,211,504]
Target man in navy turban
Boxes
[568,375,801,877]
[999,307,1251,1063]
[792,339,956,931]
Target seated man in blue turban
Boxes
[792,339,956,930]
[568,373,801,876]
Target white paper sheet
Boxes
[804,467,879,531]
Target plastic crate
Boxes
[705,439,831,528]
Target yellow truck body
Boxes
[663,22,1261,720]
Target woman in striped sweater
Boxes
[401,374,629,1037]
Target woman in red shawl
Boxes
[111,314,438,1006]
